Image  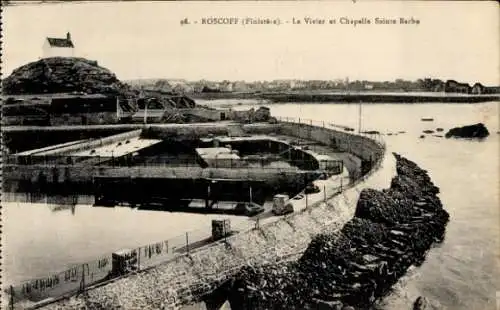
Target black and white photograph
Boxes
[1,1,499,309]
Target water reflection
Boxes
[2,192,94,208]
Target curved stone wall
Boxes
[36,122,390,310]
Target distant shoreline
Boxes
[190,91,500,103]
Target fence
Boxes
[275,116,386,144]
[278,117,386,174]
[4,155,343,174]
[6,226,219,308]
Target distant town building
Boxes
[232,81,250,92]
[471,83,500,95]
[219,81,234,92]
[169,80,194,94]
[444,80,471,94]
[290,80,307,90]
[43,32,75,58]
[471,83,484,95]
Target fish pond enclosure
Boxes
[3,118,407,310]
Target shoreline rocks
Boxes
[224,153,449,309]
[445,123,489,139]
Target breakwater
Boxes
[226,153,449,309]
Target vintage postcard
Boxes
[1,1,499,309]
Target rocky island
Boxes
[445,123,490,139]
[2,57,133,96]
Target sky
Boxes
[2,1,499,84]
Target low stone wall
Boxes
[142,124,232,140]
[180,108,224,121]
[278,121,383,163]
[241,123,281,135]
[36,123,388,310]
[278,121,383,180]
[3,126,135,154]
[28,129,142,156]
[50,112,119,126]
[3,166,316,186]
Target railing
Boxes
[275,115,386,147]
[275,116,386,181]
[5,226,224,308]
[3,155,344,173]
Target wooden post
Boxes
[10,285,14,310]
[137,247,141,271]
[358,100,362,134]
[80,264,85,293]
[224,221,228,244]
[206,183,211,208]
[324,185,327,203]
[185,232,189,255]
[249,185,253,204]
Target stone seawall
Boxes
[227,153,449,309]
[278,121,384,180]
[36,123,388,310]
[278,121,383,163]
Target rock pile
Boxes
[226,153,449,309]
[3,57,133,96]
[445,123,489,139]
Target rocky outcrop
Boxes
[2,57,133,96]
[445,123,489,139]
[253,106,271,122]
[227,153,449,309]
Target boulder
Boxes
[413,296,429,310]
[445,123,489,139]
